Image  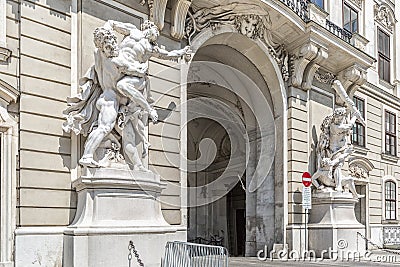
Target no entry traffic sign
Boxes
[302,172,312,187]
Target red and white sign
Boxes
[302,172,312,187]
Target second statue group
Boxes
[63,20,191,171]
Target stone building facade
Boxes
[0,0,399,265]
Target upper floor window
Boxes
[310,0,324,9]
[352,96,365,147]
[378,28,391,83]
[343,2,358,33]
[385,181,396,220]
[385,110,396,156]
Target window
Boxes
[385,181,396,220]
[378,28,391,83]
[385,111,396,156]
[310,0,324,9]
[343,3,358,33]
[352,96,365,147]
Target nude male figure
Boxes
[79,20,190,167]
[329,108,358,191]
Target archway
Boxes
[185,27,287,256]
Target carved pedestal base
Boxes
[308,191,366,259]
[63,167,185,267]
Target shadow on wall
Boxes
[292,189,303,224]
[309,125,318,174]
[59,136,72,171]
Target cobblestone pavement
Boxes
[229,251,400,266]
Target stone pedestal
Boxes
[63,167,185,267]
[308,191,366,259]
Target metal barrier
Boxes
[162,241,229,267]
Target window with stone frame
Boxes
[385,181,396,220]
[351,96,365,147]
[385,110,396,156]
[343,2,359,33]
[378,28,391,83]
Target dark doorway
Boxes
[227,182,246,256]
[235,209,246,256]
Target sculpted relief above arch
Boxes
[184,2,290,81]
[374,3,396,32]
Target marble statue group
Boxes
[63,20,191,170]
[312,80,366,198]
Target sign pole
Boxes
[302,172,312,258]
[305,208,308,254]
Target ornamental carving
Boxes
[348,0,363,9]
[349,164,369,180]
[374,3,396,32]
[185,3,289,81]
[315,70,336,84]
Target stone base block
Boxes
[308,225,365,259]
[15,227,65,267]
[308,191,366,259]
[63,227,186,267]
[63,167,186,266]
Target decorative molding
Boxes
[0,46,11,62]
[350,33,369,52]
[348,0,363,9]
[349,164,368,184]
[315,70,336,84]
[141,0,168,30]
[171,0,192,39]
[290,42,328,90]
[374,3,396,32]
[185,3,290,81]
[348,157,373,185]
[383,227,400,245]
[338,64,368,97]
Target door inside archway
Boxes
[185,39,283,256]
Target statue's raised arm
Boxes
[332,80,366,127]
[105,20,143,40]
[152,45,191,61]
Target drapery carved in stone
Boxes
[185,2,290,81]
[374,3,396,32]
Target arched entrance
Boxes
[184,27,287,256]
